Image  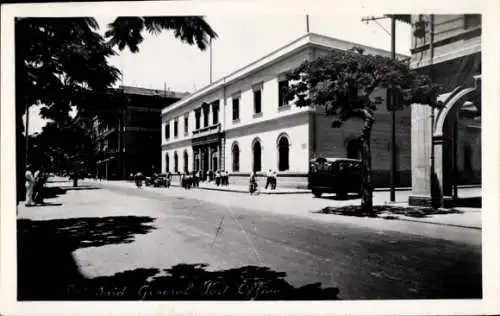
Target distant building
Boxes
[89,85,188,180]
[161,33,410,188]
[397,15,482,207]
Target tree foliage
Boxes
[286,48,441,214]
[286,48,442,122]
[105,16,218,53]
[28,119,96,174]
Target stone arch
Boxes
[277,133,290,171]
[231,141,240,172]
[433,76,481,202]
[174,151,178,173]
[183,150,189,173]
[252,137,262,172]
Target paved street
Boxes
[17,179,482,300]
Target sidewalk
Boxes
[81,178,481,230]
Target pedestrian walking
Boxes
[272,170,278,190]
[166,172,171,188]
[25,165,35,207]
[215,170,221,186]
[134,172,144,188]
[249,171,258,195]
[193,170,199,188]
[33,167,47,205]
[265,169,272,190]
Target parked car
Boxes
[308,157,362,198]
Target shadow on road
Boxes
[313,205,464,218]
[317,194,361,201]
[17,217,340,301]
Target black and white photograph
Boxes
[1,1,499,315]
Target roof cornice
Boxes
[162,32,409,115]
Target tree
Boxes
[16,16,217,201]
[105,16,217,53]
[286,48,442,215]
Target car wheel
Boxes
[313,190,322,198]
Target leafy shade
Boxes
[15,18,121,122]
[105,16,218,53]
[285,49,442,126]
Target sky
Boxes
[25,15,412,135]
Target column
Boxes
[208,146,212,171]
[408,104,433,206]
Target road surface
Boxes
[17,180,482,300]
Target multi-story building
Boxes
[92,85,188,180]
[161,32,409,189]
[396,15,482,207]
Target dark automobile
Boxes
[308,157,362,198]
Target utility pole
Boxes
[390,16,397,202]
[361,15,398,202]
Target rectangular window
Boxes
[278,79,289,107]
[195,111,201,130]
[212,100,219,125]
[254,89,262,114]
[174,120,178,137]
[165,124,170,140]
[184,116,189,135]
[464,14,481,29]
[232,97,240,121]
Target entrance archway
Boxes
[432,75,481,205]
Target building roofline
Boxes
[118,85,190,99]
[162,32,409,115]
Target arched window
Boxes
[174,152,178,172]
[278,135,290,171]
[232,143,240,172]
[252,139,262,172]
[165,153,169,172]
[346,138,362,160]
[183,150,189,173]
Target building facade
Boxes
[401,15,482,207]
[162,33,410,188]
[92,85,188,180]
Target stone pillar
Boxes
[208,146,212,171]
[408,104,433,206]
[220,137,225,171]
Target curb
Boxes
[391,217,481,230]
[170,184,311,195]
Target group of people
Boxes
[214,170,229,187]
[265,169,278,190]
[181,171,201,189]
[25,165,47,206]
[249,169,279,195]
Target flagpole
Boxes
[209,37,213,84]
[306,15,310,33]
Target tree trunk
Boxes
[360,122,374,216]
